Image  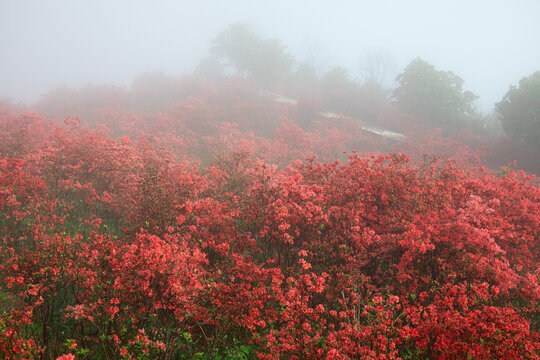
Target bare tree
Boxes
[298,37,334,79]
[358,48,397,88]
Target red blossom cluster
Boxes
[0,77,538,359]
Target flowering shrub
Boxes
[0,76,538,358]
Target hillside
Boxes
[0,73,539,359]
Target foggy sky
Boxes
[1,0,539,112]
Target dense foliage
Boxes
[0,70,538,359]
[211,23,293,87]
[495,71,540,151]
[393,58,479,135]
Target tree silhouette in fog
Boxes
[393,57,478,135]
[211,23,293,87]
[496,70,540,151]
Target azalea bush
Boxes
[0,76,538,359]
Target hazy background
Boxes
[1,0,539,111]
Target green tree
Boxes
[393,58,478,134]
[211,23,293,87]
[321,67,355,91]
[194,55,226,82]
[320,66,360,114]
[495,71,540,150]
